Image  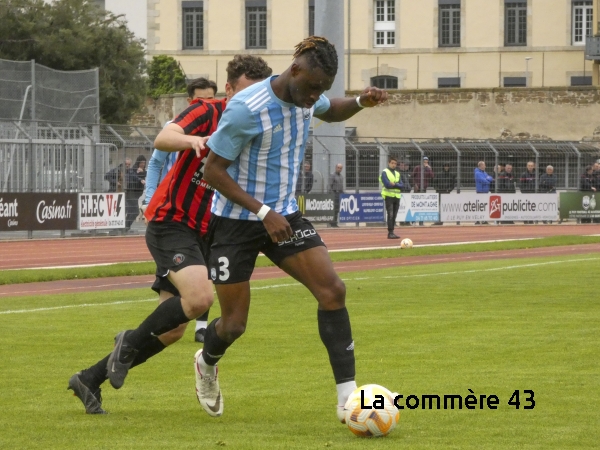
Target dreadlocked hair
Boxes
[293,36,338,77]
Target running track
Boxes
[2,224,599,297]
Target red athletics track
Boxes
[1,224,599,298]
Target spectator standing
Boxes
[329,163,344,227]
[380,156,403,239]
[580,165,597,223]
[539,165,557,224]
[412,156,434,226]
[104,162,124,193]
[412,156,434,193]
[519,161,537,193]
[125,156,146,231]
[539,165,557,193]
[499,163,516,193]
[433,162,456,225]
[397,161,412,192]
[296,161,314,195]
[519,161,537,224]
[474,161,493,225]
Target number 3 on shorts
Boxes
[217,256,230,281]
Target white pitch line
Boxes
[2,257,598,315]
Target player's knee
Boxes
[182,290,214,318]
[318,278,346,308]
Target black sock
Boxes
[82,354,110,388]
[126,296,189,349]
[318,307,356,384]
[130,337,167,369]
[197,309,209,322]
[201,318,232,366]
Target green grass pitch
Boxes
[0,254,598,449]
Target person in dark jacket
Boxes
[498,163,516,193]
[539,165,557,193]
[125,156,146,231]
[519,161,537,193]
[581,165,597,192]
[539,165,557,224]
[295,161,314,195]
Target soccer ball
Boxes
[344,384,400,437]
[400,238,413,249]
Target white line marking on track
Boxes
[2,257,598,315]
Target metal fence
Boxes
[1,120,599,195]
[305,138,600,193]
[0,59,99,123]
[0,120,161,193]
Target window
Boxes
[246,1,267,49]
[309,0,315,36]
[183,2,204,49]
[571,76,592,86]
[371,76,398,89]
[573,1,593,45]
[504,76,526,87]
[438,77,461,88]
[374,0,396,47]
[439,1,460,47]
[505,2,527,46]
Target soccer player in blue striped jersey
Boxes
[198,36,387,422]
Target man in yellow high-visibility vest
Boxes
[380,156,404,239]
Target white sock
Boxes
[199,352,217,377]
[337,380,357,407]
[195,320,207,332]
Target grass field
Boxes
[1,253,599,449]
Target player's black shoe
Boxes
[195,328,206,343]
[68,372,107,414]
[106,330,138,389]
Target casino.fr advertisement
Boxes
[78,193,125,230]
[440,193,559,222]
[339,193,385,222]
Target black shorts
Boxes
[146,221,208,294]
[206,211,325,284]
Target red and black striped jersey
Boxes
[145,98,226,235]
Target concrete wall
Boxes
[130,87,600,142]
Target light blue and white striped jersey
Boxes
[207,76,330,220]
[144,121,178,204]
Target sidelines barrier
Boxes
[3,191,600,235]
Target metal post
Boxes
[527,142,540,192]
[487,141,499,193]
[313,136,332,194]
[569,142,582,190]
[31,60,36,121]
[448,140,461,192]
[94,67,100,124]
[346,137,361,194]
[410,140,425,191]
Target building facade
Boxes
[147,0,595,90]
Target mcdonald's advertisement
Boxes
[296,194,335,222]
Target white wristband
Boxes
[256,204,271,220]
[356,96,365,108]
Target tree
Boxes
[0,0,147,124]
[147,55,187,99]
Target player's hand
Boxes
[192,136,210,158]
[358,87,388,108]
[262,210,293,243]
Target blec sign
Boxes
[0,193,78,231]
[78,193,125,230]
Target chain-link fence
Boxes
[0,59,99,123]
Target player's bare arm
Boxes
[315,87,388,123]
[203,152,293,242]
[154,123,206,158]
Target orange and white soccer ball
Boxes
[344,384,400,437]
[400,238,413,249]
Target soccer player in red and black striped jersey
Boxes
[67,55,272,415]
